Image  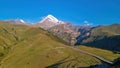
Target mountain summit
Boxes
[37,14,64,29]
[40,15,59,24]
[35,14,80,45]
[5,19,25,24]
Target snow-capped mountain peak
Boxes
[39,14,59,24]
[37,14,65,29]
[19,19,25,24]
[46,14,59,23]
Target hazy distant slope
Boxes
[81,24,120,51]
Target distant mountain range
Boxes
[1,15,120,51]
[5,19,25,24]
[0,15,120,68]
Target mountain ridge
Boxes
[1,15,120,51]
[0,17,120,68]
[36,15,65,30]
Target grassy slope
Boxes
[0,22,27,61]
[0,22,119,68]
[77,45,120,61]
[0,22,101,68]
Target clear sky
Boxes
[0,0,120,26]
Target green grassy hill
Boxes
[0,21,101,68]
[77,46,120,61]
[81,24,120,51]
[0,22,119,68]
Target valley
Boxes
[0,0,120,68]
[0,15,120,68]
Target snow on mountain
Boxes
[40,15,59,24]
[37,14,65,29]
[19,19,25,24]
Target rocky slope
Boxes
[48,23,80,45]
[36,15,81,45]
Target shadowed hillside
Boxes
[83,35,120,51]
[79,24,120,51]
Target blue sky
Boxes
[0,0,120,26]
